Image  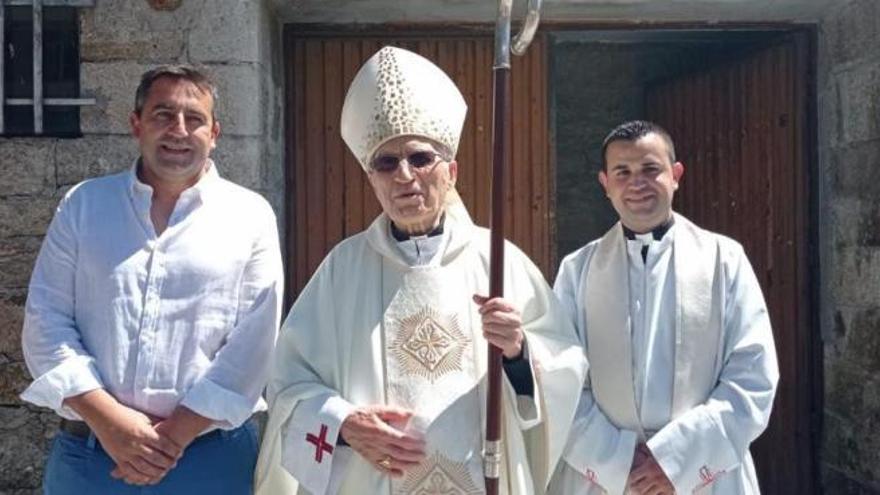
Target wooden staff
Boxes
[484,0,542,493]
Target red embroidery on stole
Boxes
[585,468,597,483]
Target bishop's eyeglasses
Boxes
[370,151,443,173]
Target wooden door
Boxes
[283,30,552,299]
[646,33,818,494]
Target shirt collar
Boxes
[128,158,221,203]
[390,214,445,242]
[622,216,675,242]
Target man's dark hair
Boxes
[134,65,218,118]
[600,120,676,170]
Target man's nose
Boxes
[167,113,188,136]
[393,160,416,181]
[629,172,648,188]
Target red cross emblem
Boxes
[699,465,715,484]
[306,424,334,463]
[585,468,597,483]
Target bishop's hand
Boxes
[473,294,525,359]
[340,405,426,478]
[627,444,675,495]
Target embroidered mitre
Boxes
[340,46,468,170]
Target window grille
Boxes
[1,0,95,136]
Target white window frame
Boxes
[1,0,95,135]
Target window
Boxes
[1,0,94,137]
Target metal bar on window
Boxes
[0,2,5,134]
[7,97,95,105]
[32,0,42,133]
[45,97,96,105]
[1,0,96,135]
[5,1,94,6]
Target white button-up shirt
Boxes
[21,162,283,428]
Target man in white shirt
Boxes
[254,46,585,495]
[21,65,283,494]
[549,120,779,495]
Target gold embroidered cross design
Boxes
[390,306,470,382]
[397,451,483,495]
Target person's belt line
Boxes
[58,418,252,443]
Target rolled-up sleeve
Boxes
[21,191,105,416]
[180,206,283,427]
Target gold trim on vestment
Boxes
[389,306,471,383]
[397,451,483,495]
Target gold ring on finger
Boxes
[378,456,392,469]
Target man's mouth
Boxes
[160,143,192,154]
[395,191,422,200]
[625,194,655,206]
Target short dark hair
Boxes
[134,65,218,117]
[600,120,676,170]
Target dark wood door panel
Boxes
[646,33,816,495]
[284,32,552,298]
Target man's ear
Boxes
[210,120,220,151]
[447,160,458,186]
[598,170,609,195]
[672,161,685,189]
[130,112,142,138]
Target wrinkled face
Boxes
[130,76,219,186]
[367,136,457,235]
[599,132,684,233]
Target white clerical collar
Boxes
[390,216,448,266]
[395,233,447,266]
[625,219,676,264]
[622,216,675,242]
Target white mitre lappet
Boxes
[340,46,468,169]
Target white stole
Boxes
[583,214,725,437]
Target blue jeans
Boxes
[43,420,259,494]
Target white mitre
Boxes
[340,46,468,170]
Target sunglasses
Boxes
[370,151,442,173]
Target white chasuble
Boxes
[255,203,586,495]
[383,265,485,495]
[549,214,778,495]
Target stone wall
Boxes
[0,0,283,491]
[817,0,880,492]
